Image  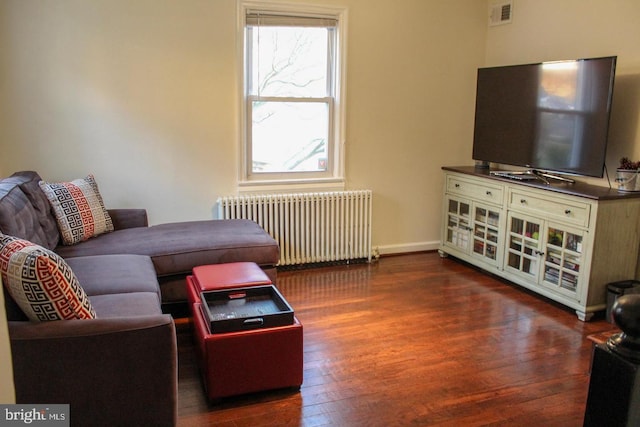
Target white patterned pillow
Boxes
[0,234,96,321]
[39,175,114,245]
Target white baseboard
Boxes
[376,241,440,256]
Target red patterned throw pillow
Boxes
[0,234,96,321]
[39,174,114,245]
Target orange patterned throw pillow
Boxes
[0,234,96,321]
[39,174,114,245]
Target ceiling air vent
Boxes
[489,1,513,26]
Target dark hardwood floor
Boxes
[176,252,614,426]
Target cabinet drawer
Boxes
[446,175,504,205]
[508,190,590,227]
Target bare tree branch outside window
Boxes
[249,26,331,173]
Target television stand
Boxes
[441,165,640,321]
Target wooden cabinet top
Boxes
[442,166,640,201]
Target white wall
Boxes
[0,0,240,222]
[0,0,487,254]
[485,0,640,186]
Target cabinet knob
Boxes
[520,199,527,204]
[455,183,460,188]
[535,250,545,256]
[486,191,492,196]
[565,209,571,215]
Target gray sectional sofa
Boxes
[0,171,279,426]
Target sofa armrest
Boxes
[108,208,148,230]
[9,315,177,427]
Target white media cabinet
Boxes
[439,166,640,321]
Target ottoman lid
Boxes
[192,262,272,291]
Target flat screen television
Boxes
[472,56,617,178]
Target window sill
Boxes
[238,178,345,194]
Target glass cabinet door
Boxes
[444,196,472,252]
[541,224,584,299]
[472,205,501,267]
[505,213,543,280]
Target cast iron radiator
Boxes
[217,191,372,266]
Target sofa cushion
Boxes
[66,254,160,301]
[0,234,96,321]
[39,175,114,245]
[89,292,163,317]
[55,219,280,277]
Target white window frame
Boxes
[238,1,347,192]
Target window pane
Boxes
[252,101,328,173]
[250,27,329,97]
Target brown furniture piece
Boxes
[187,262,303,400]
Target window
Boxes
[240,2,346,188]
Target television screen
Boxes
[472,56,617,178]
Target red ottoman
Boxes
[192,302,303,400]
[187,263,303,400]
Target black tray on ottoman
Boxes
[200,285,294,334]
